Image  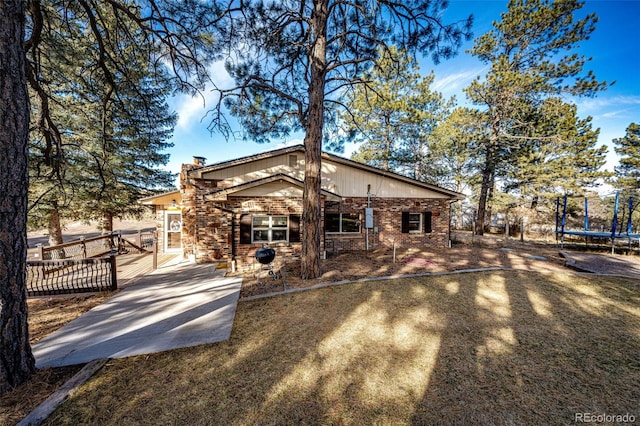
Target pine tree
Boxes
[27,1,177,236]
[212,1,471,278]
[464,0,608,234]
[343,47,453,182]
[613,123,640,192]
[2,0,217,393]
[505,98,609,202]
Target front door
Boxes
[165,211,182,253]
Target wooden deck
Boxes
[116,252,182,288]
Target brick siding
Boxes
[177,164,452,272]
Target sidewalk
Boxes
[33,260,243,368]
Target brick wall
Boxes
[179,166,452,272]
[324,197,451,253]
[225,196,306,272]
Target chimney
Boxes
[193,156,206,167]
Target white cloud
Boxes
[432,68,484,95]
[173,61,234,131]
[575,95,640,114]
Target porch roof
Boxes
[138,190,182,206]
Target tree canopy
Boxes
[27,1,178,238]
[613,123,640,193]
[1,0,218,394]
[342,47,454,182]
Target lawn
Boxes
[39,271,639,425]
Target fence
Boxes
[31,233,121,261]
[120,228,156,252]
[26,256,117,296]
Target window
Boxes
[252,216,288,243]
[408,213,422,233]
[402,212,433,234]
[326,213,360,233]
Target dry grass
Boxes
[40,271,639,425]
[0,293,112,426]
[28,293,114,344]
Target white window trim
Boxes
[326,213,361,234]
[408,212,423,234]
[252,215,289,243]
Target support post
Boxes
[555,197,560,245]
[584,198,589,248]
[561,195,567,248]
[109,255,118,290]
[611,193,619,255]
[81,237,87,259]
[153,233,158,271]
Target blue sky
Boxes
[163,0,640,183]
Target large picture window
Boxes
[252,215,288,243]
[326,213,360,233]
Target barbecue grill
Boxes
[255,246,280,279]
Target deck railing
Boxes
[30,233,121,261]
[26,256,117,296]
[26,228,159,296]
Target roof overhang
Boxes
[138,190,181,206]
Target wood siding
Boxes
[201,153,452,199]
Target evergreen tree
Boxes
[27,1,177,237]
[344,47,453,182]
[613,123,640,192]
[212,1,472,278]
[0,0,35,395]
[464,0,608,234]
[505,98,609,203]
[431,107,487,193]
[2,0,217,393]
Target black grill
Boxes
[255,247,276,264]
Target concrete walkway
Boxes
[560,251,640,280]
[33,260,243,368]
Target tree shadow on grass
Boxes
[44,271,639,425]
[410,271,640,425]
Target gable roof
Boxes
[189,144,464,200]
[204,173,341,201]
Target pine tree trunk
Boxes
[101,211,113,234]
[47,202,64,246]
[301,0,328,280]
[475,160,494,236]
[0,0,36,395]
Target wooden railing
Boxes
[30,233,121,261]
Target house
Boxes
[140,145,464,272]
